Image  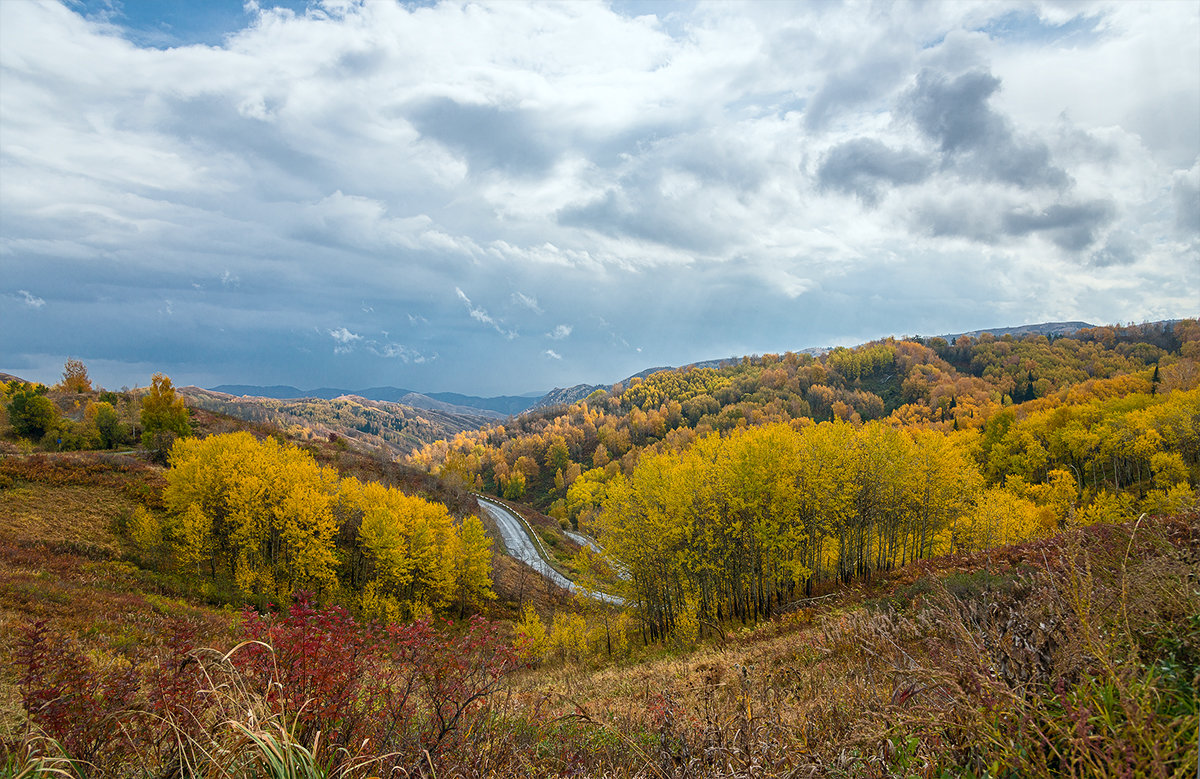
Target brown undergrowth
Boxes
[503,513,1200,777]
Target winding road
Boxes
[476,495,623,605]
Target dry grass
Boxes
[0,462,233,757]
[0,483,131,554]
[495,514,1200,777]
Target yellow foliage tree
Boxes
[452,515,495,617]
[513,604,549,662]
[58,358,93,394]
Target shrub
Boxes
[6,382,59,440]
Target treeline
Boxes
[409,320,1199,520]
[131,432,494,620]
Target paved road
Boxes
[564,529,603,553]
[565,529,631,581]
[476,495,623,605]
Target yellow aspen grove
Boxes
[598,420,988,641]
[155,432,492,616]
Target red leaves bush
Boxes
[10,594,519,775]
[15,620,141,769]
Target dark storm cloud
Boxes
[1002,200,1115,251]
[905,68,1070,190]
[408,97,559,176]
[916,198,1115,252]
[817,138,932,205]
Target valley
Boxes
[1,318,1197,777]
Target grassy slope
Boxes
[1,448,1196,775]
[0,454,233,746]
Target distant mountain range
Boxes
[209,358,747,417]
[210,385,538,418]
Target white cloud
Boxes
[546,324,572,340]
[329,326,361,344]
[455,287,517,339]
[512,291,543,313]
[370,342,431,363]
[328,326,362,354]
[17,290,46,309]
[544,349,562,360]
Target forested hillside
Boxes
[180,386,499,455]
[411,320,1200,639]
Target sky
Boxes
[1,0,1198,396]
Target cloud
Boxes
[1001,200,1115,252]
[370,342,431,363]
[915,196,1115,252]
[329,326,361,344]
[328,326,362,354]
[546,324,572,340]
[904,68,1070,190]
[0,1,1194,394]
[544,349,562,360]
[512,292,543,313]
[408,98,558,177]
[805,48,911,131]
[455,287,518,339]
[817,139,932,205]
[1089,231,1140,267]
[1174,163,1200,234]
[17,290,46,309]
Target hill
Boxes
[3,448,1195,775]
[934,319,1095,341]
[180,386,501,456]
[410,318,1199,567]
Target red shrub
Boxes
[15,620,141,768]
